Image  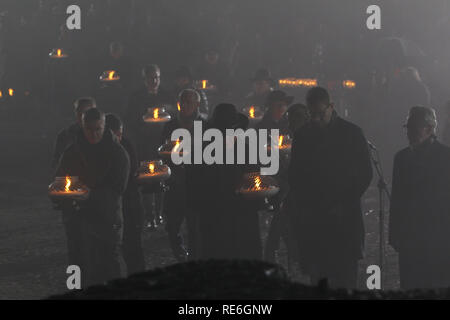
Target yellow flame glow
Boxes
[278,78,317,87]
[65,176,71,192]
[57,49,62,57]
[177,102,181,111]
[172,139,180,153]
[254,176,261,191]
[278,135,284,147]
[249,106,255,118]
[0,91,2,98]
[149,163,155,174]
[108,71,115,80]
[202,80,207,89]
[153,108,159,119]
[343,80,356,89]
[8,88,14,96]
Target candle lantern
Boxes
[100,70,120,82]
[143,107,171,123]
[157,139,185,159]
[278,78,318,88]
[243,105,263,121]
[48,176,89,200]
[49,48,68,59]
[342,80,356,89]
[136,160,171,184]
[195,79,216,91]
[236,172,279,199]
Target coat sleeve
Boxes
[107,144,131,196]
[52,129,67,169]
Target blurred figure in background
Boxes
[106,113,146,276]
[243,68,274,109]
[441,100,450,146]
[126,64,172,229]
[389,106,450,289]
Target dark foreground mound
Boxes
[48,260,450,299]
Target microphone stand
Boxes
[368,141,391,290]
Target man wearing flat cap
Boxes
[389,106,450,289]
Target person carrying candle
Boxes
[55,108,130,287]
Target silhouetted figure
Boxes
[56,108,130,287]
[255,90,292,133]
[441,101,450,146]
[161,89,207,261]
[265,104,309,263]
[389,106,450,289]
[171,66,209,116]
[289,87,372,288]
[242,68,274,109]
[126,64,172,229]
[106,113,146,276]
[190,104,262,260]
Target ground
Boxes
[0,112,399,300]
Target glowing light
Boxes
[177,102,181,111]
[8,88,14,97]
[278,135,284,147]
[278,78,317,88]
[108,71,116,80]
[65,176,71,192]
[57,49,62,57]
[0,91,2,98]
[249,106,255,119]
[149,163,155,174]
[202,80,207,89]
[254,176,262,191]
[343,80,356,89]
[173,139,180,153]
[153,108,159,119]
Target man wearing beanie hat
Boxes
[390,106,450,289]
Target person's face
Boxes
[175,76,191,88]
[406,121,433,147]
[75,105,94,125]
[308,101,333,128]
[144,70,160,92]
[205,51,219,65]
[253,80,271,96]
[179,94,200,118]
[110,46,123,59]
[82,118,105,144]
[112,126,123,142]
[270,101,288,122]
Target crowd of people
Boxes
[2,1,450,291]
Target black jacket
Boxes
[288,115,372,266]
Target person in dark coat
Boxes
[55,108,130,287]
[126,64,173,229]
[288,87,372,288]
[161,89,207,261]
[190,103,262,260]
[389,106,450,289]
[52,97,96,169]
[105,113,146,276]
[51,97,96,270]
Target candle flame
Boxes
[57,49,62,57]
[278,78,317,87]
[202,80,207,89]
[254,176,262,191]
[278,135,284,147]
[249,106,255,118]
[8,88,14,96]
[153,108,159,119]
[108,70,115,80]
[177,102,181,111]
[148,163,155,174]
[0,91,2,98]
[173,139,180,153]
[343,80,356,89]
[65,176,71,192]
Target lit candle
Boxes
[249,106,255,119]
[202,80,207,89]
[343,80,356,89]
[65,176,71,192]
[8,88,13,97]
[153,108,159,119]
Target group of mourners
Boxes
[51,59,450,291]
